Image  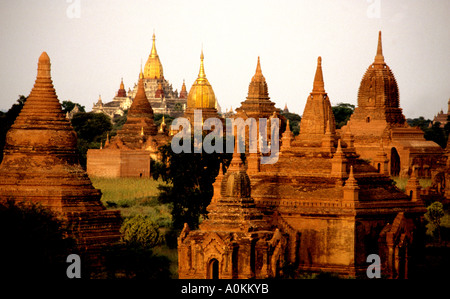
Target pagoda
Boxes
[87,70,169,178]
[0,52,122,269]
[342,31,442,177]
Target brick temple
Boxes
[342,32,442,178]
[178,52,427,279]
[0,52,122,268]
[87,69,170,178]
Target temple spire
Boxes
[150,33,157,57]
[312,56,325,93]
[252,56,264,82]
[198,48,206,79]
[374,31,385,64]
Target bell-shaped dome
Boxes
[5,52,78,158]
[356,31,404,125]
[144,33,164,79]
[187,50,216,109]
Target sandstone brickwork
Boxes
[342,32,442,177]
[87,73,169,178]
[0,52,122,268]
[178,52,427,279]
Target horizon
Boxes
[0,0,449,119]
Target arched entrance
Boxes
[208,259,219,279]
[390,147,400,176]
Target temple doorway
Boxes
[390,147,400,176]
[208,259,219,279]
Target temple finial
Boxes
[198,48,206,78]
[151,32,157,57]
[374,31,385,64]
[312,56,325,93]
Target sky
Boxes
[0,0,449,119]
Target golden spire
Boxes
[374,31,385,64]
[144,33,164,79]
[151,33,157,57]
[139,60,144,79]
[120,77,124,90]
[187,49,216,109]
[198,49,206,79]
[312,56,325,93]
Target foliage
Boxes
[0,95,27,163]
[407,117,450,148]
[111,110,128,136]
[154,113,174,128]
[152,135,233,231]
[281,112,301,136]
[332,102,355,129]
[70,112,112,167]
[120,215,163,249]
[0,199,77,279]
[425,202,445,239]
[61,100,85,113]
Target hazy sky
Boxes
[0,0,449,119]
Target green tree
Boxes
[425,201,445,242]
[152,135,232,232]
[281,112,301,136]
[61,100,85,113]
[424,122,447,148]
[120,215,162,249]
[332,103,355,129]
[70,112,112,168]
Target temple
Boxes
[183,49,221,124]
[178,54,427,279]
[86,69,170,178]
[0,52,122,269]
[92,33,187,119]
[342,32,442,177]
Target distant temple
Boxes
[342,32,442,178]
[87,68,170,178]
[92,34,187,119]
[431,98,450,128]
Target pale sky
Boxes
[0,0,449,119]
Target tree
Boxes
[425,201,445,242]
[152,135,232,232]
[70,112,112,168]
[281,112,301,136]
[61,100,85,113]
[332,103,355,129]
[0,95,27,163]
[120,215,162,249]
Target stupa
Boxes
[342,31,442,177]
[178,141,285,279]
[0,52,122,268]
[180,56,427,279]
[87,71,169,178]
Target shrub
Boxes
[120,215,162,249]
